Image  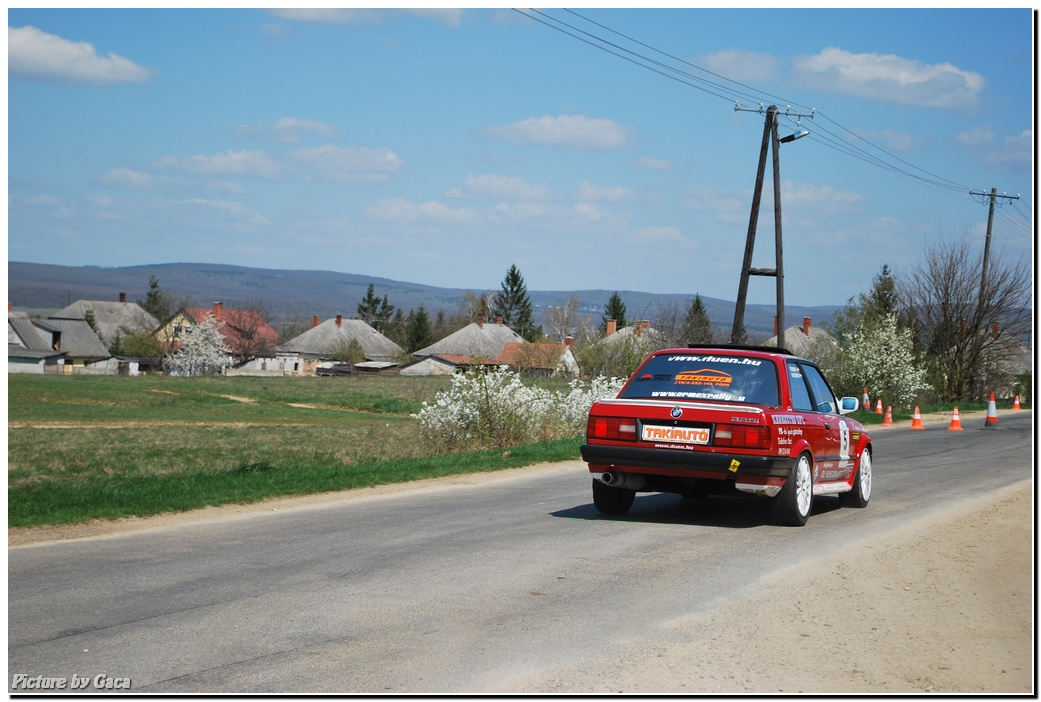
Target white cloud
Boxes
[9,25,153,85]
[101,168,154,188]
[702,49,779,82]
[365,197,478,224]
[682,184,748,224]
[791,47,984,110]
[180,198,270,228]
[237,117,339,144]
[629,226,688,244]
[956,126,1032,173]
[484,114,630,150]
[851,128,922,154]
[986,129,1032,172]
[451,173,550,201]
[291,144,404,182]
[780,181,863,212]
[634,156,674,172]
[577,181,634,203]
[573,202,607,221]
[156,150,283,179]
[270,9,462,26]
[953,124,995,148]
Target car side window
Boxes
[802,363,837,415]
[787,363,814,412]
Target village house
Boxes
[8,309,110,374]
[492,338,580,378]
[766,317,838,356]
[400,314,524,376]
[157,302,281,373]
[274,314,404,376]
[51,292,159,353]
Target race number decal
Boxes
[839,420,851,461]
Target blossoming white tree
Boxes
[413,366,624,451]
[165,315,231,377]
[843,313,929,409]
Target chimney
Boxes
[992,321,1001,340]
[336,314,342,327]
[119,292,126,303]
[497,315,504,325]
[606,319,617,337]
[636,320,649,338]
[564,336,574,350]
[313,315,320,328]
[802,317,812,337]
[213,302,224,321]
[477,313,485,329]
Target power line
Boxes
[518,8,1015,205]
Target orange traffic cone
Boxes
[984,392,999,428]
[1012,395,1021,410]
[875,399,883,415]
[863,387,870,408]
[910,406,924,430]
[948,407,963,431]
[881,406,893,427]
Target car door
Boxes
[800,362,852,482]
[784,361,827,473]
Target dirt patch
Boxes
[494,479,1034,694]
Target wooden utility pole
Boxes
[970,187,1020,306]
[731,104,810,347]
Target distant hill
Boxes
[8,261,840,340]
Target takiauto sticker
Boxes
[642,425,710,445]
[675,369,733,388]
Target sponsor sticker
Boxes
[641,425,710,445]
[675,368,733,388]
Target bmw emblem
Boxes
[670,407,683,419]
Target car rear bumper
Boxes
[580,443,796,479]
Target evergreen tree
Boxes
[680,294,713,345]
[406,305,434,352]
[601,292,627,334]
[493,264,541,342]
[139,274,172,321]
[357,284,395,332]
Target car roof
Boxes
[652,344,816,364]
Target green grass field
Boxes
[8,374,581,527]
[9,374,1026,528]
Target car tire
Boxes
[839,448,872,508]
[773,453,813,526]
[592,478,636,516]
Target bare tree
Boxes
[544,295,595,346]
[230,298,279,365]
[902,236,1031,402]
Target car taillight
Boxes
[714,424,770,449]
[587,416,638,441]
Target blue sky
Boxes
[7,7,1035,308]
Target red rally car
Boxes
[580,345,873,526]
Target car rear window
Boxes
[620,353,780,405]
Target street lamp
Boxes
[780,129,810,144]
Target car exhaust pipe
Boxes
[601,472,647,490]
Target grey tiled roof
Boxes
[51,300,159,348]
[275,318,403,361]
[8,313,109,359]
[414,320,523,359]
[34,319,111,359]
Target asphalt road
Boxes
[8,411,1032,693]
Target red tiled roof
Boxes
[492,342,568,368]
[184,307,280,355]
